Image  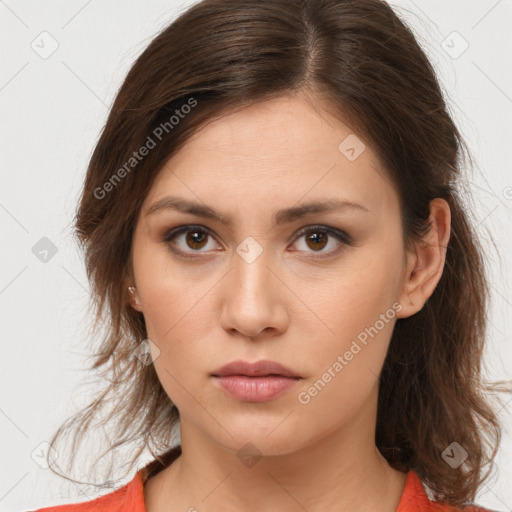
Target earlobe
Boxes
[396,198,451,319]
[123,269,143,312]
[127,285,143,311]
[123,261,143,312]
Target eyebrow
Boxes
[145,196,370,226]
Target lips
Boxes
[211,359,301,379]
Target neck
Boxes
[147,396,408,512]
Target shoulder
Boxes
[32,446,181,512]
[32,471,143,512]
[398,471,498,512]
[426,504,499,512]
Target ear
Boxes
[396,198,451,319]
[123,263,143,313]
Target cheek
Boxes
[294,351,381,437]
[298,246,402,399]
[141,283,213,360]
[134,255,224,368]
[295,294,398,427]
[141,285,213,410]
[134,241,209,333]
[319,251,401,342]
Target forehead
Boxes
[143,94,397,217]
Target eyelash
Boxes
[161,224,352,260]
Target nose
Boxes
[219,247,289,340]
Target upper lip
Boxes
[211,359,301,378]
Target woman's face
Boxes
[128,93,418,457]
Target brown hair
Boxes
[47,0,511,506]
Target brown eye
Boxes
[162,225,221,258]
[162,223,351,260]
[291,225,351,257]
[184,229,209,250]
[304,231,329,251]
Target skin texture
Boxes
[125,93,451,512]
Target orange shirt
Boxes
[33,447,496,512]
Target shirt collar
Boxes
[396,470,433,511]
[124,454,433,512]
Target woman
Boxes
[34,0,510,511]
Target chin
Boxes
[211,421,307,459]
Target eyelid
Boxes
[292,224,352,245]
[161,224,220,258]
[161,223,352,259]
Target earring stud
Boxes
[128,286,138,305]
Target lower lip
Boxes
[212,375,302,402]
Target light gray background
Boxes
[1,1,511,511]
